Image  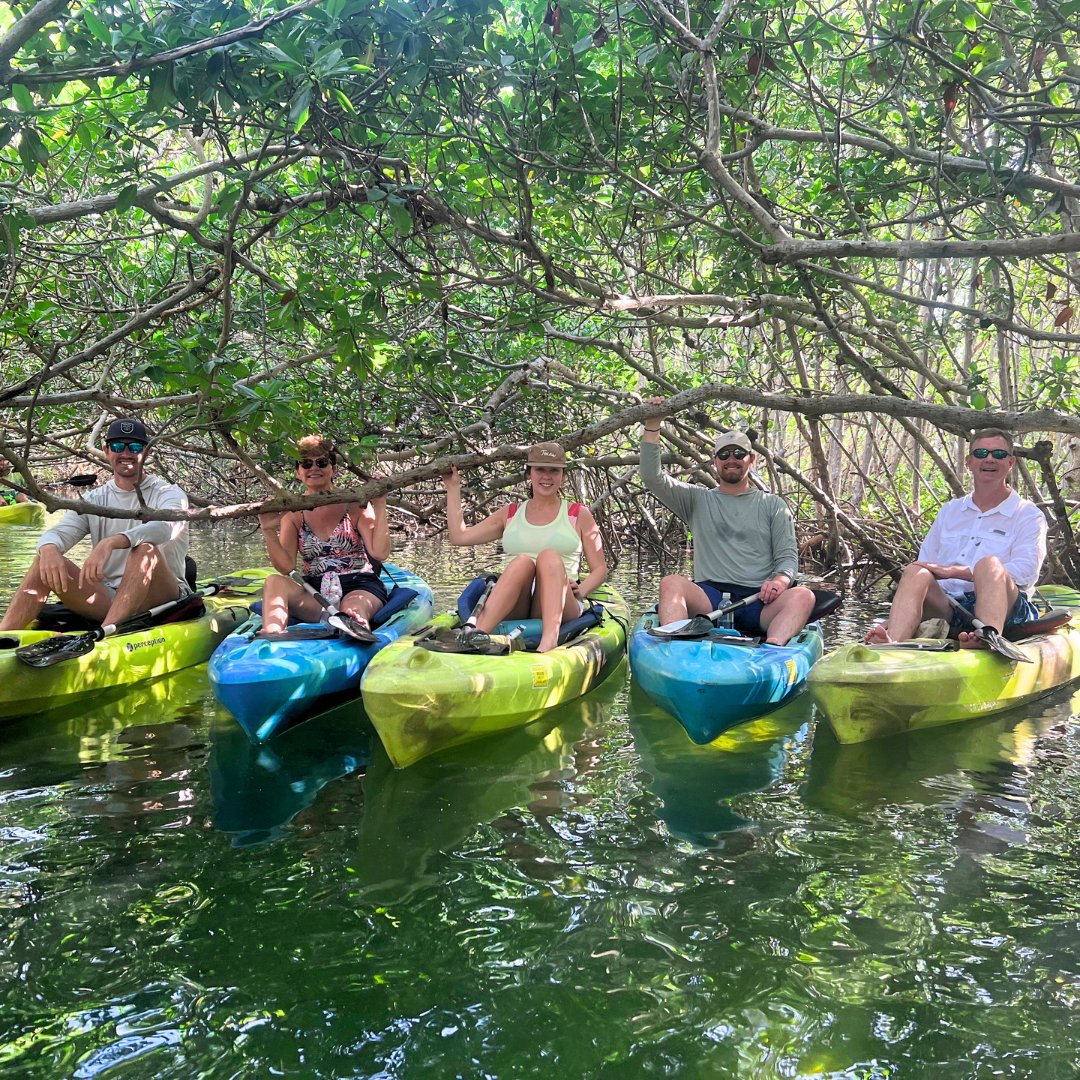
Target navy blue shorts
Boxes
[696,581,766,635]
[948,591,1039,633]
[303,571,387,605]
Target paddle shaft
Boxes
[464,577,497,630]
[93,582,220,641]
[655,590,762,634]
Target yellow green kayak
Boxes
[0,569,268,720]
[0,502,45,527]
[361,582,629,768]
[810,586,1080,743]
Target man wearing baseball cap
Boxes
[639,408,815,645]
[0,418,191,630]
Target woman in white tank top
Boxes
[441,442,608,652]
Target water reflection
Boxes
[628,681,810,847]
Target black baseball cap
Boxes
[105,418,150,442]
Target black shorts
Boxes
[303,571,387,605]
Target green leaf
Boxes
[83,9,114,46]
[114,185,139,212]
[290,84,312,133]
[148,65,174,112]
[11,84,34,113]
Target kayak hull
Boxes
[0,502,44,527]
[810,585,1080,743]
[0,570,268,720]
[209,566,434,741]
[361,583,629,768]
[629,612,824,742]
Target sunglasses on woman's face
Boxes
[970,447,1010,460]
[716,448,750,461]
[300,457,332,470]
[108,440,146,454]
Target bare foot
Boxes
[864,623,893,645]
[957,630,989,650]
[536,637,559,653]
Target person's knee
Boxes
[790,585,816,610]
[899,562,932,582]
[504,555,537,578]
[972,555,1007,582]
[659,574,690,601]
[535,548,566,578]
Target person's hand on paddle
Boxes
[79,534,128,589]
[759,575,790,606]
[36,544,72,595]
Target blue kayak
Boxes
[629,611,825,743]
[209,565,434,742]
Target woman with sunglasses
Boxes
[864,427,1046,646]
[258,436,389,639]
[441,442,607,653]
[638,404,815,645]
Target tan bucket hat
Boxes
[525,441,569,468]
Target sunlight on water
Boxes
[1,521,1079,1077]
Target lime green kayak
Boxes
[361,582,629,768]
[0,502,44,527]
[0,569,268,720]
[810,586,1080,743]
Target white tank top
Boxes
[502,500,582,578]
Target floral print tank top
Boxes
[298,510,375,576]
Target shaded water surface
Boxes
[1,523,1079,1077]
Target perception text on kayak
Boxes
[125,636,166,653]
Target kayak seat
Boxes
[457,574,499,621]
[810,589,842,621]
[490,605,604,650]
[1004,609,1072,641]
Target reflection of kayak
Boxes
[355,673,621,897]
[0,570,266,721]
[0,502,44,527]
[629,611,824,743]
[361,582,630,768]
[208,704,374,846]
[628,681,807,846]
[208,565,434,741]
[810,586,1080,743]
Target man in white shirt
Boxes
[866,428,1046,647]
[0,419,190,630]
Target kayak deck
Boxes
[361,582,629,768]
[209,565,434,741]
[0,502,45,527]
[0,570,267,720]
[630,612,824,743]
[811,585,1080,743]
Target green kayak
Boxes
[810,585,1080,743]
[361,582,629,768]
[0,502,45,527]
[0,570,267,720]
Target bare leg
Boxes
[0,553,111,630]
[474,557,534,633]
[261,573,322,634]
[958,556,1019,648]
[759,585,816,645]
[340,588,383,629]
[532,548,580,653]
[101,543,181,625]
[657,575,714,626]
[864,563,953,643]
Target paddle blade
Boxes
[977,627,1031,663]
[648,614,716,640]
[16,632,98,667]
[325,612,376,643]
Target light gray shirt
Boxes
[38,474,190,591]
[639,440,799,587]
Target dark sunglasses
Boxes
[970,447,1010,460]
[108,439,146,454]
[300,457,332,470]
[716,448,750,461]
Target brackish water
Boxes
[2,524,1080,1078]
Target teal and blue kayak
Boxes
[209,565,434,742]
[629,612,825,743]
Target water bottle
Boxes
[718,593,734,630]
[320,571,343,609]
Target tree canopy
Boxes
[3,0,1080,579]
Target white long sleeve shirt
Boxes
[37,475,190,591]
[918,490,1046,598]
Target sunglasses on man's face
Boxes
[108,440,146,454]
[970,447,1010,460]
[716,448,750,461]
[300,457,332,470]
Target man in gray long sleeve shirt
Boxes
[0,419,190,630]
[640,412,815,645]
